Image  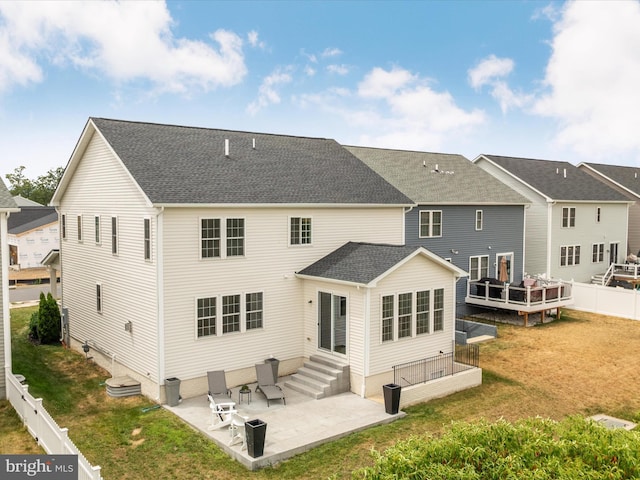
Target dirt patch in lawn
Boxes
[477,309,640,422]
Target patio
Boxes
[163,375,405,470]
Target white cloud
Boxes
[247,30,265,49]
[327,64,349,75]
[321,47,342,58]
[358,67,417,98]
[468,55,532,113]
[246,68,293,115]
[304,65,316,76]
[0,1,247,94]
[534,0,640,159]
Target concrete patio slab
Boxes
[164,376,405,470]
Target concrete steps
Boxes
[285,355,350,400]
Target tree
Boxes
[5,165,64,205]
[36,292,61,345]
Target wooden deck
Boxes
[465,279,574,326]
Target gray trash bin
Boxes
[264,358,279,383]
[165,377,181,406]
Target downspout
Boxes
[156,206,165,401]
[361,286,371,398]
[2,213,11,377]
[522,204,528,277]
[546,201,554,278]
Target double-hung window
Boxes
[96,283,103,313]
[143,218,151,260]
[290,217,312,245]
[469,255,489,281]
[95,216,101,244]
[596,207,601,223]
[433,288,444,331]
[222,295,241,333]
[560,245,581,266]
[381,296,394,342]
[61,214,67,240]
[592,243,604,263]
[416,290,430,334]
[419,210,442,238]
[111,217,118,255]
[201,218,244,258]
[246,292,263,330]
[475,210,483,231]
[562,207,576,228]
[398,293,412,339]
[197,297,216,338]
[77,215,83,242]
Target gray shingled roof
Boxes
[345,146,529,205]
[0,179,18,209]
[481,155,628,202]
[581,162,640,197]
[91,118,412,206]
[297,242,425,285]
[8,206,58,235]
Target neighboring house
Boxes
[1,180,20,399]
[578,163,640,257]
[474,155,630,283]
[8,196,59,270]
[345,146,530,315]
[51,118,476,403]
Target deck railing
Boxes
[392,344,479,387]
[466,278,572,310]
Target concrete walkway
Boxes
[164,377,405,470]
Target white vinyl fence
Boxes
[6,368,103,480]
[570,281,640,320]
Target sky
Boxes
[2,0,640,180]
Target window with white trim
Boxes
[96,283,103,313]
[381,295,394,342]
[592,243,604,263]
[419,210,442,237]
[475,210,483,231]
[290,217,312,245]
[381,288,444,343]
[201,218,244,258]
[111,216,118,255]
[398,293,412,339]
[560,245,581,266]
[246,292,263,330]
[197,297,216,338]
[77,215,82,242]
[143,218,151,261]
[61,214,66,240]
[562,207,576,228]
[416,290,430,334]
[433,288,444,331]
[95,216,100,244]
[596,207,601,223]
[469,255,489,281]
[197,292,263,338]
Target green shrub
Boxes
[36,292,61,345]
[354,416,640,479]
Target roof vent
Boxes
[252,138,256,149]
[563,168,567,178]
[224,139,229,157]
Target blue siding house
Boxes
[346,147,530,315]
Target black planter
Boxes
[383,383,401,415]
[245,419,267,458]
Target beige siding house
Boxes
[474,155,630,283]
[52,118,473,404]
[1,180,20,399]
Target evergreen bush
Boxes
[36,292,61,345]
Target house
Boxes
[345,147,530,316]
[8,196,59,271]
[577,163,640,258]
[474,155,630,283]
[0,180,20,399]
[51,118,479,403]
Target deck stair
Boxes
[591,273,605,285]
[285,355,349,400]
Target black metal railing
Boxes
[392,344,479,387]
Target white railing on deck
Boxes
[5,368,103,480]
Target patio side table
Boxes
[239,389,251,404]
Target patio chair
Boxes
[207,394,237,430]
[207,370,232,402]
[255,363,286,407]
[228,412,249,449]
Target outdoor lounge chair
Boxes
[207,394,237,430]
[255,363,286,407]
[207,370,232,402]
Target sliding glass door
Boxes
[318,292,347,355]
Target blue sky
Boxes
[2,0,640,179]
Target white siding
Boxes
[59,133,160,386]
[161,206,404,382]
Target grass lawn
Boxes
[2,306,640,479]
